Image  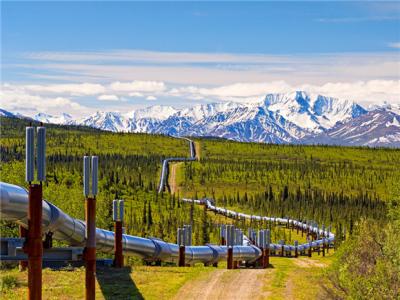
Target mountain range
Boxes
[2,91,400,147]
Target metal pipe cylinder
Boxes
[226,225,232,247]
[187,225,192,246]
[119,200,124,221]
[83,156,90,197]
[177,228,181,246]
[112,200,118,221]
[36,127,46,182]
[25,127,34,183]
[91,157,98,196]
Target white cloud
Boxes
[146,96,157,101]
[16,50,400,86]
[388,42,400,49]
[110,81,166,92]
[23,83,105,96]
[129,92,144,97]
[0,85,89,117]
[168,80,400,107]
[98,94,119,101]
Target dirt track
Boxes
[169,162,181,195]
[174,269,269,300]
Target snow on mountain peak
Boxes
[34,112,74,125]
[3,91,395,146]
[126,105,178,121]
[263,91,366,131]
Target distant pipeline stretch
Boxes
[157,137,196,193]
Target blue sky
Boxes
[1,1,399,117]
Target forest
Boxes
[1,117,399,297]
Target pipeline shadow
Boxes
[96,266,144,300]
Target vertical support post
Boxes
[308,241,312,258]
[178,228,186,267]
[294,240,299,258]
[178,245,185,267]
[19,225,28,271]
[25,126,46,300]
[28,184,43,300]
[264,229,270,268]
[280,240,284,257]
[227,247,233,270]
[227,225,234,270]
[113,200,124,268]
[322,238,326,257]
[85,197,96,300]
[83,155,98,300]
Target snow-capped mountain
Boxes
[2,91,399,147]
[80,111,125,132]
[0,109,29,119]
[306,109,400,147]
[263,91,366,132]
[34,112,75,125]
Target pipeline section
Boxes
[158,137,196,193]
[0,182,261,265]
[182,198,335,253]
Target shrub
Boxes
[0,275,19,291]
[325,200,400,299]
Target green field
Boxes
[1,117,399,298]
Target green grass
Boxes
[0,265,213,300]
[263,254,335,300]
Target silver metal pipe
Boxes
[91,156,98,196]
[0,182,261,264]
[83,156,90,197]
[182,198,336,251]
[36,127,46,181]
[25,127,34,182]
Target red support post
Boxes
[114,221,124,268]
[265,248,270,268]
[227,247,233,269]
[19,225,28,271]
[178,245,185,267]
[27,184,43,300]
[85,197,96,300]
[221,236,226,246]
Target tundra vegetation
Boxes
[0,117,399,299]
